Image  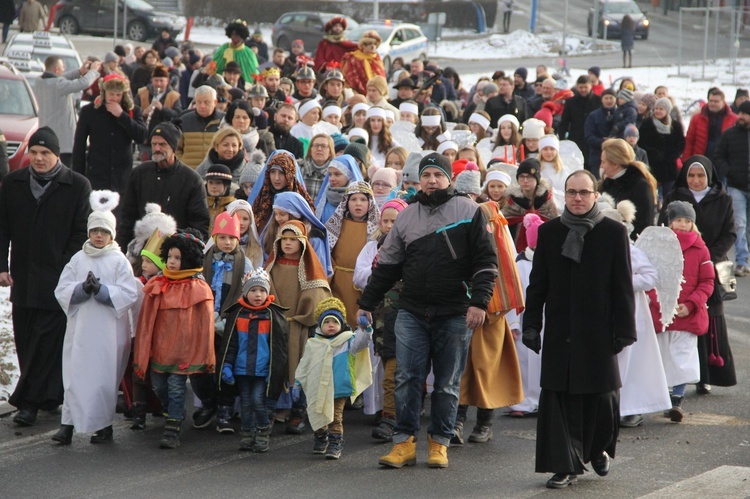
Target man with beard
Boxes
[314,16,357,74]
[176,85,225,168]
[270,103,304,159]
[682,88,737,163]
[262,67,286,108]
[485,75,528,127]
[523,170,635,489]
[117,123,210,247]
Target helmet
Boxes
[323,68,345,85]
[248,83,269,98]
[295,65,316,81]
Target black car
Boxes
[55,0,185,42]
[272,11,358,51]
[588,0,650,40]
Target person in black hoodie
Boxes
[559,75,601,164]
[637,97,685,198]
[659,155,737,394]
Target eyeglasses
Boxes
[311,144,329,149]
[565,189,595,198]
[89,228,111,235]
[371,181,392,189]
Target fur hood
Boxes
[125,203,177,267]
[94,73,135,111]
[506,177,551,199]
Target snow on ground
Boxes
[0,286,16,402]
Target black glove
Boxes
[522,329,542,354]
[613,337,635,354]
[85,271,101,295]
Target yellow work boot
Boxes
[378,436,417,468]
[427,435,449,468]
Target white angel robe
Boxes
[618,245,672,416]
[55,247,139,433]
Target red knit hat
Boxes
[451,158,469,180]
[212,212,240,239]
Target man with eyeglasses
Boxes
[522,169,636,489]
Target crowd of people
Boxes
[0,15,745,489]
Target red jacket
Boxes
[314,39,358,73]
[682,103,736,161]
[648,230,714,335]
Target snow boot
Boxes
[669,395,684,423]
[159,419,182,449]
[239,429,255,451]
[253,425,270,453]
[130,402,147,430]
[215,405,234,434]
[313,429,329,454]
[325,433,343,459]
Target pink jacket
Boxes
[648,231,715,335]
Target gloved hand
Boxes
[613,337,635,354]
[221,364,235,385]
[81,279,93,294]
[291,381,301,402]
[357,315,371,328]
[85,271,101,294]
[215,318,226,335]
[522,328,542,354]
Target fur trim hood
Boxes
[95,73,134,111]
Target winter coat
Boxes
[611,100,637,138]
[714,123,750,191]
[269,123,304,160]
[600,165,655,239]
[358,188,499,320]
[0,165,91,310]
[19,0,45,32]
[584,106,615,171]
[137,85,182,137]
[621,24,635,51]
[682,103,736,161]
[151,36,178,59]
[35,69,101,154]
[72,103,147,194]
[648,231,714,335]
[116,159,210,247]
[559,91,601,154]
[660,157,736,315]
[514,83,535,102]
[0,0,15,24]
[196,149,249,187]
[484,94,529,129]
[638,117,685,184]
[523,217,636,394]
[218,298,289,400]
[314,38,358,73]
[502,179,558,251]
[633,144,649,165]
[175,109,225,168]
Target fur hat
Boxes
[315,297,347,330]
[242,267,271,295]
[523,213,544,249]
[359,30,382,48]
[96,73,134,111]
[212,211,240,239]
[239,150,266,187]
[152,64,169,79]
[324,16,348,33]
[366,75,388,97]
[126,203,177,267]
[87,190,119,240]
[667,200,696,224]
[160,228,205,270]
[454,162,481,196]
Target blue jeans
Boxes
[728,187,749,266]
[236,375,269,432]
[393,310,473,446]
[151,371,188,420]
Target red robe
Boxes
[341,50,386,95]
[314,39,358,73]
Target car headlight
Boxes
[604,19,610,26]
[642,19,650,27]
[151,17,173,25]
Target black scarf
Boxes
[208,148,245,172]
[559,203,604,263]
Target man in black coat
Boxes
[523,170,636,489]
[269,103,304,160]
[484,75,528,127]
[559,75,601,163]
[0,127,92,426]
[117,123,210,247]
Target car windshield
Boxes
[603,2,642,14]
[125,0,154,11]
[0,79,35,115]
[347,26,393,42]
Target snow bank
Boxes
[0,286,17,401]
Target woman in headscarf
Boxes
[314,154,364,225]
[341,30,386,96]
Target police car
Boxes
[2,31,83,79]
[346,21,429,74]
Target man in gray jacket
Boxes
[34,56,101,166]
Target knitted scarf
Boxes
[559,203,604,263]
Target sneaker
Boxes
[696,383,712,395]
[215,406,234,434]
[313,430,329,454]
[192,406,216,429]
[450,421,464,446]
[378,436,417,468]
[239,430,255,451]
[372,419,395,442]
[427,435,449,468]
[734,265,749,277]
[130,403,147,430]
[619,414,644,428]
[669,395,684,423]
[546,473,578,489]
[286,417,306,434]
[325,434,343,460]
[468,424,493,443]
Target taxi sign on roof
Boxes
[33,38,52,48]
[6,51,31,60]
[32,31,50,38]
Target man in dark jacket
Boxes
[269,103,304,159]
[714,102,750,276]
[513,67,535,101]
[0,127,92,426]
[559,75,601,163]
[72,73,147,197]
[358,153,498,469]
[117,123,210,247]
[484,75,528,127]
[523,170,635,489]
[584,89,617,176]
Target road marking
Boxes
[639,465,750,498]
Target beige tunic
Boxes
[330,219,368,326]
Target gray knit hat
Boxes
[454,162,481,196]
[401,152,422,184]
[242,267,271,295]
[654,97,673,114]
[618,88,634,103]
[239,150,266,186]
[667,200,696,224]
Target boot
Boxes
[312,429,329,454]
[159,419,182,449]
[130,402,147,430]
[371,412,396,441]
[215,405,234,434]
[427,435,449,468]
[90,425,113,444]
[378,436,417,468]
[450,421,464,446]
[325,433,343,460]
[468,423,493,443]
[51,424,74,445]
[253,425,271,453]
[669,395,684,423]
[238,429,255,451]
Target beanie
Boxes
[28,126,60,156]
[454,162,481,196]
[206,164,233,186]
[420,152,452,179]
[240,150,266,187]
[212,211,240,239]
[654,97,673,114]
[162,57,174,69]
[401,152,422,183]
[523,213,543,249]
[150,122,181,152]
[165,46,181,59]
[588,66,601,78]
[517,158,541,182]
[366,75,389,97]
[738,100,750,115]
[640,92,657,110]
[344,141,369,166]
[315,297,347,330]
[522,118,546,140]
[332,133,349,153]
[371,167,398,189]
[624,124,639,138]
[242,267,271,295]
[451,158,469,180]
[87,190,119,240]
[602,88,617,99]
[514,67,528,80]
[381,198,408,214]
[103,51,118,64]
[227,199,253,218]
[667,200,696,224]
[618,88,634,103]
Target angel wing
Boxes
[315,121,340,136]
[390,121,416,135]
[391,130,423,154]
[559,140,585,173]
[635,226,684,331]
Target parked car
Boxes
[347,21,429,74]
[2,31,82,76]
[55,0,186,42]
[588,0,650,40]
[0,61,38,172]
[272,11,358,52]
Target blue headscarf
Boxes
[259,191,333,277]
[246,149,308,206]
[313,154,364,225]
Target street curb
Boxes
[0,402,15,418]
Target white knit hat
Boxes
[483,170,512,190]
[87,190,119,240]
[522,118,546,139]
[538,134,560,151]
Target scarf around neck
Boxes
[29,161,64,200]
[652,115,672,134]
[82,240,121,257]
[559,203,604,263]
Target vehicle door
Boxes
[95,0,117,35]
[303,15,325,52]
[69,0,98,32]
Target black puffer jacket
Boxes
[714,123,750,191]
[638,117,685,183]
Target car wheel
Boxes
[640,30,649,40]
[128,21,147,42]
[276,35,290,51]
[59,16,79,35]
[383,56,391,75]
